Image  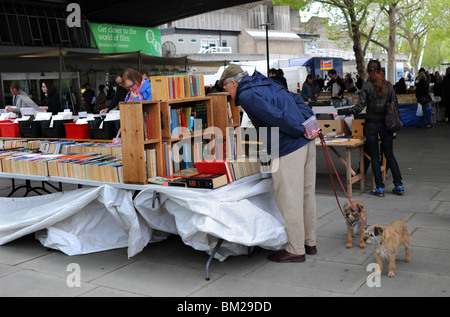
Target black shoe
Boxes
[305,245,317,255]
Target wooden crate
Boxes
[149,76,169,101]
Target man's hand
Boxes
[329,112,338,118]
[305,129,320,140]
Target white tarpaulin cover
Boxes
[134,175,287,260]
[0,175,287,260]
[0,185,152,258]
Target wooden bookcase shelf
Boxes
[208,92,240,136]
[120,85,241,185]
[120,100,162,185]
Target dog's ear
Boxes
[374,226,383,236]
[356,202,363,213]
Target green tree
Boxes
[422,31,450,70]
[362,0,420,83]
[273,0,381,79]
[398,0,450,72]
[275,0,449,82]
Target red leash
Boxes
[318,131,368,227]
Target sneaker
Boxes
[371,187,385,197]
[392,185,404,195]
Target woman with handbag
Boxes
[332,60,404,197]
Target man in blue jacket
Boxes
[220,65,319,263]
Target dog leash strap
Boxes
[319,132,368,227]
[319,132,346,219]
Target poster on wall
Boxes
[90,23,162,56]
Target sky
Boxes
[299,3,329,22]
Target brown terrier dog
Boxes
[344,200,367,249]
[364,221,411,277]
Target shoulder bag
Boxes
[385,84,403,132]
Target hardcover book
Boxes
[186,173,227,189]
[163,175,188,187]
[195,160,232,183]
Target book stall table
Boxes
[0,173,287,280]
[316,137,366,197]
[134,173,286,280]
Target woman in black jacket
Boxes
[394,77,407,94]
[40,80,62,115]
[334,60,404,197]
[415,69,432,128]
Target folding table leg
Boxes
[205,238,223,280]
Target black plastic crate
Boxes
[88,119,120,140]
[19,119,47,138]
[41,119,74,138]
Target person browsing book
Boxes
[327,69,345,99]
[301,74,321,102]
[220,65,319,263]
[332,60,404,197]
[6,83,30,116]
[122,68,152,102]
[100,73,128,114]
[40,80,62,115]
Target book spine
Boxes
[186,178,213,189]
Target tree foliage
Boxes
[273,0,387,79]
[272,0,449,80]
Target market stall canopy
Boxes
[16,0,261,28]
[0,48,226,72]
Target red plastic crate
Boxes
[0,120,14,137]
[0,122,20,137]
[64,122,90,139]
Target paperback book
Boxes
[302,116,320,139]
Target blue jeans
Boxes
[364,119,403,188]
[419,103,432,127]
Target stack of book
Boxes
[47,153,123,183]
[61,142,122,155]
[0,150,123,183]
[167,76,185,100]
[149,75,205,101]
[195,159,261,183]
[184,75,204,98]
[148,166,198,186]
[0,139,30,149]
[1,150,61,176]
[0,139,122,156]
[145,148,157,179]
[148,167,227,189]
[39,140,76,154]
[143,111,153,140]
[0,149,35,173]
[169,103,208,133]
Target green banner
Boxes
[90,23,162,56]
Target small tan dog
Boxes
[343,200,367,249]
[364,221,411,277]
